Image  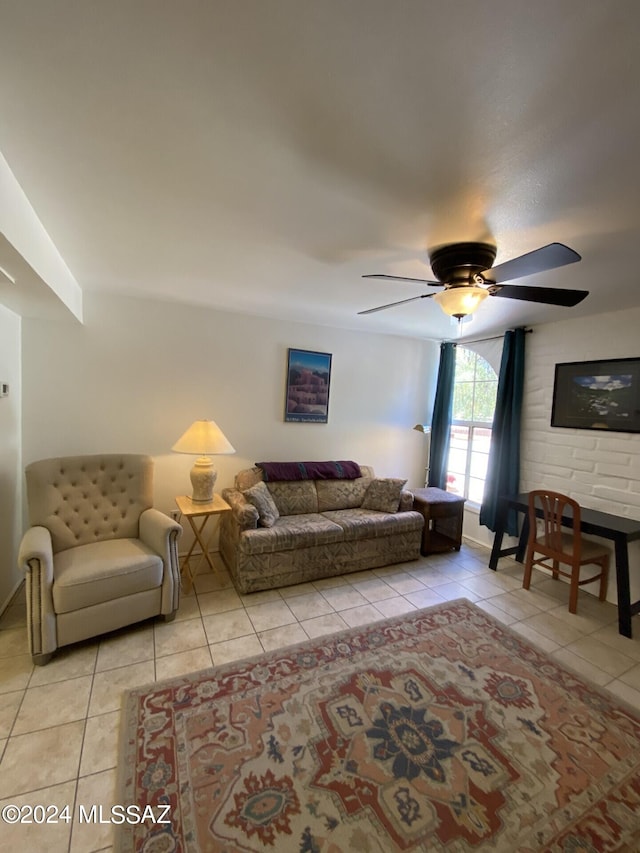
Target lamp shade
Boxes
[433,286,488,318]
[172,420,235,456]
[172,420,235,501]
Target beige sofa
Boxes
[220,464,424,594]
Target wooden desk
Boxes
[489,492,640,638]
[175,494,231,590]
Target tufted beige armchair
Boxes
[18,454,182,665]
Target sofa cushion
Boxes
[267,481,318,515]
[362,478,407,513]
[52,538,163,613]
[323,508,424,541]
[316,477,372,512]
[238,513,344,555]
[243,481,280,527]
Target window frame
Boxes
[446,347,498,505]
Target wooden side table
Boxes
[175,494,231,590]
[412,487,466,556]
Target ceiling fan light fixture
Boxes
[433,285,488,318]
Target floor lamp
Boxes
[413,424,431,487]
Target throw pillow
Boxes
[243,481,280,528]
[361,478,407,513]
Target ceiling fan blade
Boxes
[483,242,581,283]
[363,274,441,285]
[490,284,588,307]
[358,293,434,315]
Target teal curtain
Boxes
[428,342,456,489]
[479,327,526,535]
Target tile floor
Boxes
[1,540,640,852]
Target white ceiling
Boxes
[1,0,639,341]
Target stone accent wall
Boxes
[522,308,640,603]
[465,305,640,604]
[521,310,640,518]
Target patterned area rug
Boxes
[116,600,640,852]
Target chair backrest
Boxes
[25,454,154,553]
[528,489,580,557]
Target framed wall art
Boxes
[551,357,640,432]
[284,348,332,423]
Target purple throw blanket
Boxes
[256,461,362,482]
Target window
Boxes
[446,347,498,504]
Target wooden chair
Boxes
[523,490,609,614]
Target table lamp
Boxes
[172,419,236,502]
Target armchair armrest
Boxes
[139,507,182,556]
[19,525,54,576]
[139,508,182,615]
[18,526,56,661]
[222,488,259,531]
[19,524,54,578]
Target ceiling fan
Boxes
[359,241,587,320]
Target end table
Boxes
[412,487,466,556]
[174,493,231,590]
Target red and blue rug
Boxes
[116,599,640,851]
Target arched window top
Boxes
[452,347,498,424]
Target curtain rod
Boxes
[446,328,533,345]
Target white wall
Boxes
[0,303,22,611]
[21,292,439,551]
